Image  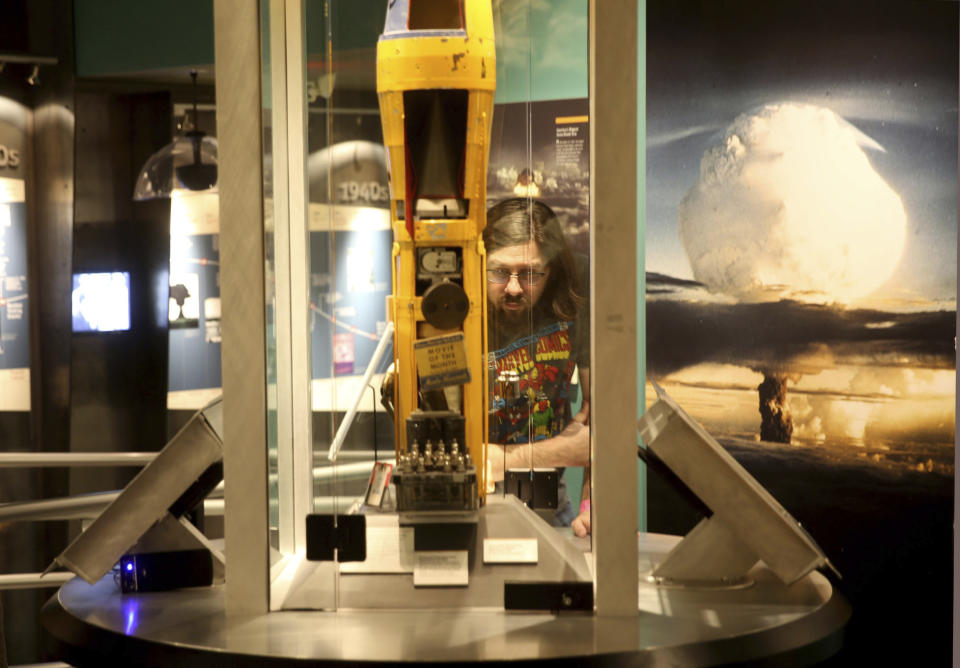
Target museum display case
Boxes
[253,0,630,614]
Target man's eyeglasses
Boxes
[487,267,548,286]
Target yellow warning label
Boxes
[414,332,471,390]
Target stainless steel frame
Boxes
[266,0,314,557]
[589,0,639,616]
[214,0,271,615]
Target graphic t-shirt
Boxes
[489,320,582,445]
[488,314,589,524]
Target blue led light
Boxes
[125,562,134,572]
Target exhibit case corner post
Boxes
[214,0,272,614]
[588,0,640,615]
[218,0,641,616]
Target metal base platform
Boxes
[41,528,849,667]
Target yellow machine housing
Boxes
[377,0,495,498]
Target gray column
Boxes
[589,0,639,616]
[214,0,271,615]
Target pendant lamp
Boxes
[133,70,218,201]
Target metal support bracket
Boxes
[505,468,559,511]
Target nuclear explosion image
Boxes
[647,4,955,472]
[679,103,907,305]
[646,1,955,664]
[757,373,792,444]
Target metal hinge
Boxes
[305,514,367,562]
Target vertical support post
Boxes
[283,0,314,553]
[268,0,295,556]
[215,0,270,615]
[589,0,639,616]
[636,0,648,532]
[954,130,960,668]
[268,0,312,556]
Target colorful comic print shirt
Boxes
[488,319,584,445]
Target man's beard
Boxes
[494,295,531,323]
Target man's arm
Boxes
[486,419,589,481]
[487,366,591,481]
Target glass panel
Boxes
[304,0,395,516]
[279,0,593,611]
[304,0,394,597]
[259,1,283,552]
[485,0,593,548]
[165,103,223,431]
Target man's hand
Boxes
[485,442,508,485]
[571,509,591,537]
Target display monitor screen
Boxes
[71,271,132,333]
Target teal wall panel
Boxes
[74,0,214,77]
[494,0,588,104]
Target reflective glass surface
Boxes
[269,0,593,610]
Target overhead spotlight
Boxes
[26,64,39,86]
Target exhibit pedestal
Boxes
[41,530,849,667]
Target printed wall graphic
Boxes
[169,272,200,328]
[309,228,392,380]
[167,232,221,393]
[0,184,27,361]
[305,135,393,384]
[646,1,955,664]
[0,112,30,411]
[333,332,355,376]
[0,178,29,410]
[204,297,221,344]
[487,98,590,256]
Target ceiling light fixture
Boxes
[133,70,218,201]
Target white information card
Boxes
[482,538,539,564]
[413,550,469,587]
[339,526,415,574]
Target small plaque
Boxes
[0,177,26,203]
[363,462,393,508]
[340,526,414,574]
[483,538,539,564]
[414,333,471,391]
[413,550,469,587]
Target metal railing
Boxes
[1,449,386,667]
[0,453,157,468]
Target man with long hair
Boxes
[483,198,591,536]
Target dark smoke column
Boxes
[758,373,793,443]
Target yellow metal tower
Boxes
[377,0,495,500]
